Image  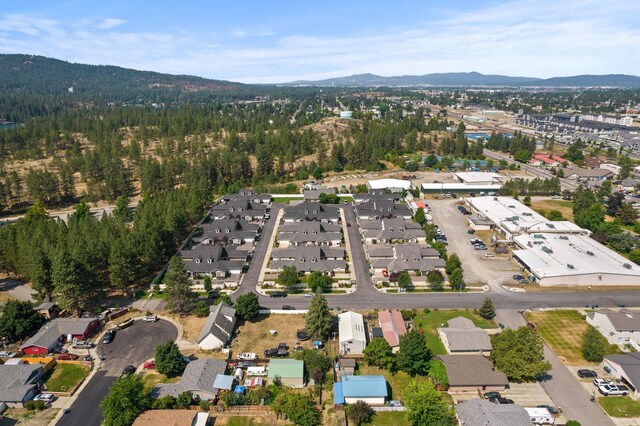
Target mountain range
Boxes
[286,72,640,88]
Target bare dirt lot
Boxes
[231,314,309,356]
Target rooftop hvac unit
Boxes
[586,251,594,256]
[624,263,632,269]
[546,223,556,229]
[522,212,533,216]
[541,246,553,254]
[567,264,575,269]
[559,236,569,240]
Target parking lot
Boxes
[427,198,517,286]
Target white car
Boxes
[484,253,494,258]
[0,351,16,357]
[598,384,630,396]
[593,378,612,387]
[143,315,158,322]
[34,393,55,403]
[238,352,258,360]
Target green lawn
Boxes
[357,365,432,401]
[366,411,410,426]
[43,363,88,392]
[140,372,180,391]
[412,309,495,355]
[524,310,621,365]
[598,396,640,418]
[223,417,275,426]
[272,197,302,204]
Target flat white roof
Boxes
[368,179,412,190]
[421,183,501,190]
[454,172,502,183]
[513,233,640,279]
[339,311,366,342]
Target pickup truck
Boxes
[72,341,93,349]
[238,352,257,360]
[599,384,630,396]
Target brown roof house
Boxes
[440,355,508,393]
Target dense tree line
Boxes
[484,130,536,156]
[499,177,561,196]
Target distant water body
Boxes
[0,122,18,130]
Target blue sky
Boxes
[1,0,639,83]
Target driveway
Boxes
[496,310,613,426]
[0,277,34,302]
[427,198,516,286]
[341,204,378,299]
[57,319,177,426]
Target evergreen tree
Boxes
[155,340,186,377]
[479,298,496,319]
[164,256,194,314]
[51,249,90,314]
[304,293,332,341]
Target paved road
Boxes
[58,319,177,426]
[341,204,378,299]
[0,278,34,302]
[495,310,613,426]
[234,204,282,299]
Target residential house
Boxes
[154,359,228,401]
[587,309,640,345]
[20,318,100,355]
[354,196,412,220]
[282,202,340,223]
[336,358,356,379]
[455,398,530,426]
[180,245,248,280]
[193,219,260,245]
[566,167,613,182]
[269,246,346,274]
[267,359,304,388]
[277,222,342,248]
[0,364,44,407]
[440,355,508,393]
[197,302,236,350]
[360,218,426,244]
[368,244,444,275]
[530,153,567,167]
[303,188,336,202]
[333,375,388,406]
[620,178,640,192]
[133,410,210,426]
[603,353,640,397]
[378,309,407,351]
[211,190,271,221]
[35,302,58,320]
[338,311,367,355]
[438,317,492,355]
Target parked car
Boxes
[593,378,612,387]
[483,253,494,258]
[143,360,156,369]
[72,341,93,349]
[498,323,505,329]
[238,352,258,361]
[143,315,158,322]
[102,329,116,344]
[264,348,278,357]
[121,365,136,376]
[34,393,56,403]
[58,353,79,360]
[282,305,295,310]
[598,384,630,396]
[483,391,501,400]
[117,318,134,329]
[536,404,560,415]
[277,343,289,351]
[0,351,16,357]
[237,361,255,368]
[490,396,514,404]
[270,291,287,298]
[513,274,525,281]
[51,347,68,354]
[577,369,598,378]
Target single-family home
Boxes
[197,302,236,350]
[154,359,228,401]
[133,410,210,426]
[269,246,346,274]
[35,302,59,320]
[277,222,342,248]
[303,188,336,202]
[586,309,640,345]
[20,317,100,355]
[267,359,304,388]
[338,311,367,355]
[180,245,248,280]
[282,202,340,223]
[333,375,388,406]
[455,398,530,426]
[360,218,426,244]
[378,309,407,351]
[440,355,509,393]
[603,353,640,396]
[0,364,44,407]
[619,178,640,192]
[438,316,492,355]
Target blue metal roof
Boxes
[213,374,234,390]
[333,382,344,405]
[338,375,388,400]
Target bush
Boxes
[582,326,607,362]
[25,400,45,411]
[193,300,210,318]
[152,395,176,409]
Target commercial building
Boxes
[338,311,367,355]
[421,182,501,196]
[453,172,502,185]
[367,178,413,193]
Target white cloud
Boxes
[0,1,639,83]
[97,18,126,29]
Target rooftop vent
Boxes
[541,246,553,254]
[546,223,556,229]
[586,251,594,256]
[559,236,569,240]
[522,212,533,216]
[623,263,632,269]
[567,264,575,269]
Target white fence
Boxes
[258,309,308,315]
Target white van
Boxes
[247,366,267,376]
[525,407,554,425]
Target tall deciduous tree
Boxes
[363,337,394,369]
[397,330,431,376]
[348,400,374,426]
[304,293,332,341]
[164,256,194,314]
[445,253,462,275]
[155,340,186,378]
[278,265,298,290]
[100,374,148,426]
[490,327,551,382]
[307,271,331,294]
[582,326,607,363]
[235,292,260,321]
[403,380,457,426]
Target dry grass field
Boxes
[231,314,310,356]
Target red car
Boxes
[382,270,389,277]
[143,360,156,369]
[58,353,79,360]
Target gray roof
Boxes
[154,359,227,398]
[282,202,340,222]
[455,398,530,426]
[270,246,346,272]
[448,316,475,330]
[36,302,56,311]
[180,244,248,262]
[212,374,234,391]
[440,355,508,387]
[566,167,613,178]
[278,222,341,234]
[440,317,492,352]
[197,302,237,345]
[0,364,43,403]
[20,318,98,350]
[367,244,439,259]
[304,189,336,200]
[593,309,640,331]
[604,353,640,389]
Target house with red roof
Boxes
[530,153,567,167]
[378,309,408,351]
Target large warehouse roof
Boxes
[454,171,502,184]
[421,183,501,191]
[513,233,640,281]
[368,179,413,191]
